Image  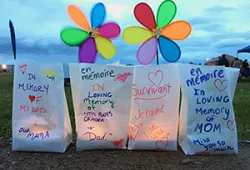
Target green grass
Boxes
[0,73,249,139]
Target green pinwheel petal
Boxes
[60,28,89,46]
[156,0,177,29]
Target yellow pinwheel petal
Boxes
[122,26,153,44]
[95,36,116,59]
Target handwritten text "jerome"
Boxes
[18,83,49,94]
[135,105,164,120]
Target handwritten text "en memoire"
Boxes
[19,127,49,140]
[186,67,224,87]
[18,83,49,94]
[81,67,115,80]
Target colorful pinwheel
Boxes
[60,3,121,63]
[122,0,192,64]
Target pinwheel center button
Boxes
[152,28,161,38]
[89,27,99,37]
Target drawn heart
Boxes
[29,95,36,103]
[214,78,228,92]
[128,125,140,140]
[112,138,124,148]
[19,64,27,74]
[227,120,235,131]
[148,70,164,86]
[155,136,169,151]
[117,74,126,82]
[19,68,26,74]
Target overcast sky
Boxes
[1,0,250,65]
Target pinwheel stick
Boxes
[156,49,159,65]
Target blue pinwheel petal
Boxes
[91,2,106,28]
[158,36,181,62]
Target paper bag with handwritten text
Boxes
[69,63,133,150]
[128,64,180,151]
[178,64,239,155]
[12,60,72,152]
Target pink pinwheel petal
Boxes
[98,22,121,39]
[137,37,157,65]
[78,37,97,63]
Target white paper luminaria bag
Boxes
[225,67,240,99]
[178,64,239,155]
[12,60,72,152]
[128,64,180,151]
[69,63,133,150]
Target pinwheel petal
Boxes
[158,36,181,62]
[98,22,121,39]
[60,28,89,46]
[161,21,192,40]
[134,2,156,30]
[157,0,177,28]
[79,37,97,63]
[122,26,153,44]
[91,2,106,28]
[95,36,116,59]
[68,5,90,31]
[137,37,157,65]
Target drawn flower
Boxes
[60,3,121,63]
[122,0,192,64]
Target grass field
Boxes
[0,73,249,139]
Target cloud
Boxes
[0,36,75,55]
[205,6,236,13]
[213,38,250,48]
